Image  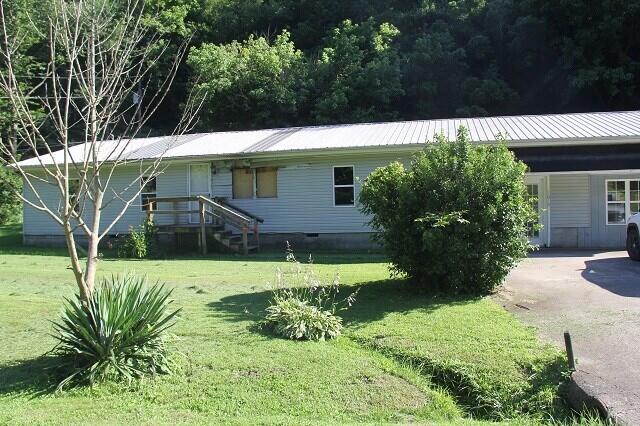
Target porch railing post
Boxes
[241,226,248,255]
[253,222,259,251]
[199,197,207,255]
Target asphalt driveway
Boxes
[497,250,640,424]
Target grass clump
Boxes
[51,274,181,389]
[262,246,357,341]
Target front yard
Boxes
[0,225,592,425]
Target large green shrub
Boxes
[262,247,358,341]
[359,127,536,294]
[51,274,181,389]
[0,166,22,224]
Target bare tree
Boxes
[0,0,201,302]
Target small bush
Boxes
[262,246,358,341]
[118,219,157,259]
[359,126,536,294]
[265,298,343,341]
[51,274,181,389]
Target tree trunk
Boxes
[63,221,91,302]
[83,188,103,295]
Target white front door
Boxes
[525,175,548,247]
[189,163,211,223]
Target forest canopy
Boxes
[3,0,640,136]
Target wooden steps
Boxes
[147,195,263,255]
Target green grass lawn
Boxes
[0,225,589,425]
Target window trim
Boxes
[605,178,640,225]
[332,165,356,207]
[140,175,157,212]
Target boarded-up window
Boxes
[256,167,277,198]
[232,168,253,199]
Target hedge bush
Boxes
[359,126,536,294]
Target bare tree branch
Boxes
[0,0,201,302]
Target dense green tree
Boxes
[0,165,21,224]
[5,0,640,133]
[311,20,404,124]
[188,30,309,129]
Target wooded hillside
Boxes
[4,0,640,136]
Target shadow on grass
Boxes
[147,249,387,265]
[207,279,573,421]
[0,356,60,397]
[207,278,480,328]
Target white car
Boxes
[628,213,640,261]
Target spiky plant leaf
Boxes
[51,274,181,389]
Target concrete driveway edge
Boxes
[565,370,622,425]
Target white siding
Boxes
[23,166,147,236]
[212,154,409,234]
[549,175,591,228]
[23,175,62,235]
[155,163,190,225]
[23,155,411,236]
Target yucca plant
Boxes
[51,274,181,389]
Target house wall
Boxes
[208,153,409,234]
[21,154,640,249]
[588,174,638,248]
[547,173,640,248]
[23,166,148,242]
[548,174,592,247]
[22,153,411,245]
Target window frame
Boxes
[140,176,157,212]
[605,178,640,225]
[332,165,356,207]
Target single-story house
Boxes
[18,110,640,250]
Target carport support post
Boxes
[564,331,576,371]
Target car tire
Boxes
[627,228,640,261]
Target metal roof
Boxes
[17,110,640,167]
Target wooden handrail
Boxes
[148,196,194,203]
[146,195,260,255]
[214,197,265,223]
[197,196,252,226]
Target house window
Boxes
[140,176,157,211]
[333,166,355,206]
[69,179,81,214]
[256,167,277,198]
[606,179,640,225]
[232,168,254,199]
